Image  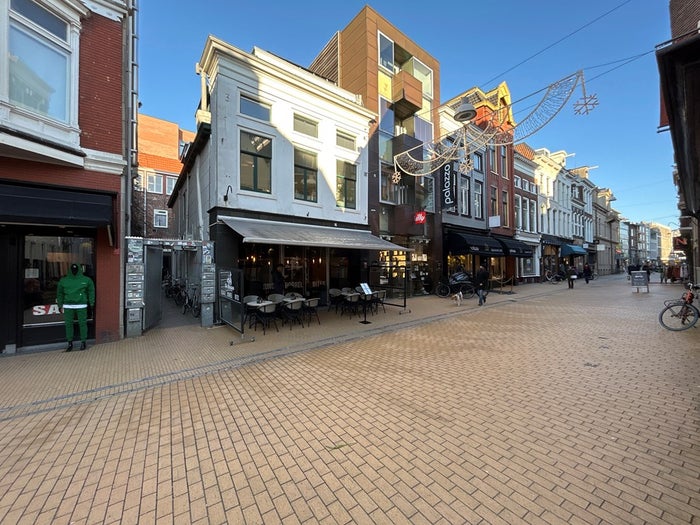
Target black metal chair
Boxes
[302,297,321,326]
[256,302,279,334]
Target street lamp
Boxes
[453,97,477,123]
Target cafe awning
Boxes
[560,243,587,256]
[494,236,534,257]
[447,231,504,256]
[220,216,410,251]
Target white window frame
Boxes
[473,180,483,219]
[147,172,163,194]
[240,93,270,122]
[153,209,168,228]
[2,0,84,152]
[166,176,177,195]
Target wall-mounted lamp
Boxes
[223,185,233,204]
[453,97,477,123]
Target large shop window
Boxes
[22,235,94,328]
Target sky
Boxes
[139,0,677,226]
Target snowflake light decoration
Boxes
[392,171,402,184]
[458,157,473,174]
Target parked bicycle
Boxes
[181,284,201,318]
[658,282,700,331]
[436,271,476,299]
[544,269,565,284]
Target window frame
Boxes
[293,147,318,202]
[153,209,168,229]
[336,130,355,151]
[166,176,177,196]
[473,180,483,219]
[240,130,273,194]
[4,0,82,146]
[147,172,163,194]
[378,31,394,73]
[240,94,271,122]
[459,174,470,216]
[293,114,318,138]
[336,159,357,209]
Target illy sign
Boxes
[440,162,456,209]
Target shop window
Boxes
[22,235,94,327]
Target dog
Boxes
[451,290,463,306]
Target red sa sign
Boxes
[414,211,426,224]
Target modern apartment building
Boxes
[0,0,136,353]
[309,6,441,293]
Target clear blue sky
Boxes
[139,0,676,226]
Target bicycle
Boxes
[435,271,476,299]
[658,282,700,331]
[182,285,201,318]
[544,269,564,284]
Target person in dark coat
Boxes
[583,263,592,284]
[272,264,285,295]
[57,263,95,351]
[475,265,489,306]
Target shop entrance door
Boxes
[0,233,19,353]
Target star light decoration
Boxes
[573,76,598,115]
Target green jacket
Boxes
[57,267,95,308]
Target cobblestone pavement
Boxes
[0,275,698,524]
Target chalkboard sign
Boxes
[630,271,649,292]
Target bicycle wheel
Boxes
[192,299,201,318]
[659,303,699,331]
[460,283,476,299]
[436,283,450,298]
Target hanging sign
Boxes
[414,211,426,224]
[439,162,456,209]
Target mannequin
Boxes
[56,263,95,351]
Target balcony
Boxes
[391,70,422,120]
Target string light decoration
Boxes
[393,70,593,178]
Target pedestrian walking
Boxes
[57,263,95,351]
[475,265,489,306]
[567,265,578,289]
[583,263,592,284]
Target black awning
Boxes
[447,231,504,256]
[540,234,561,246]
[0,182,113,227]
[494,236,534,257]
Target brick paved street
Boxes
[0,275,698,524]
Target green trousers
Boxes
[63,307,88,342]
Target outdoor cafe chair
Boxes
[302,297,321,326]
[328,288,343,312]
[256,301,279,334]
[282,298,304,329]
[243,295,260,327]
[340,292,360,317]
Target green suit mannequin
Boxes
[57,263,95,351]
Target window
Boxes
[490,186,498,216]
[459,175,470,216]
[166,176,177,195]
[500,145,508,177]
[473,152,483,172]
[9,0,71,123]
[240,94,270,121]
[22,235,94,328]
[473,180,483,219]
[379,97,394,134]
[502,191,509,226]
[378,132,393,163]
[514,195,522,229]
[412,116,432,145]
[240,131,272,194]
[336,131,355,150]
[154,209,168,228]
[514,176,521,188]
[378,32,394,72]
[293,148,317,202]
[147,173,163,194]
[293,114,318,138]
[336,160,356,209]
[417,176,435,213]
[380,163,398,204]
[488,146,496,173]
[411,57,433,99]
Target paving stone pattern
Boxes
[0,275,698,524]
